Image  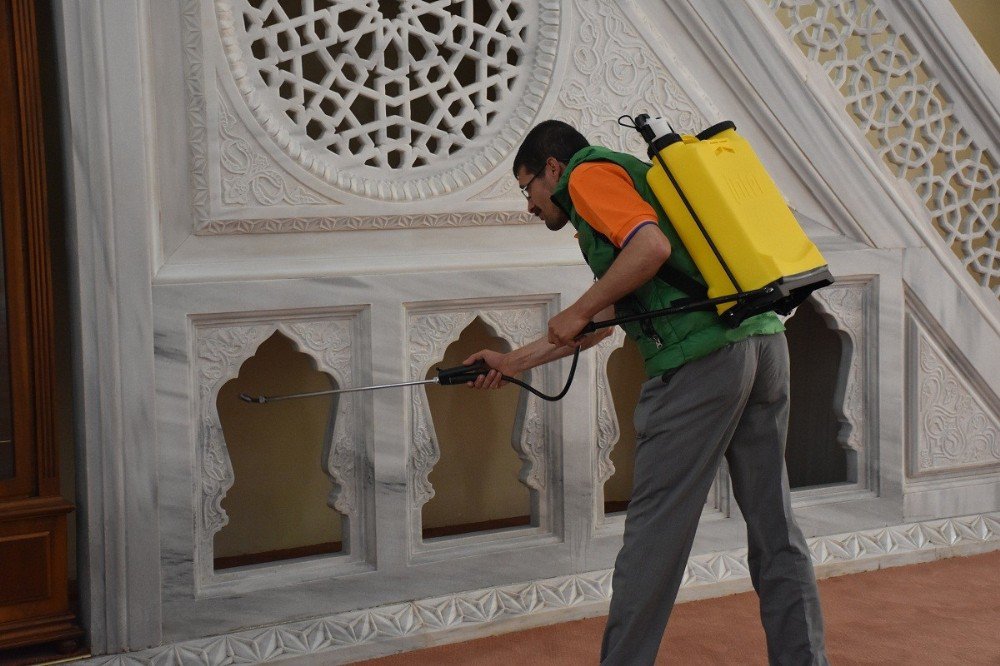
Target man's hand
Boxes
[548,306,591,347]
[462,349,512,389]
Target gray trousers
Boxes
[600,333,827,665]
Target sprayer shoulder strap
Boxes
[656,262,708,301]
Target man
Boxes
[465,120,828,665]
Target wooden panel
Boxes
[0,532,50,605]
[0,501,68,626]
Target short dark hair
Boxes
[512,120,590,176]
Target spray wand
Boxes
[238,287,770,405]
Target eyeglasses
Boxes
[519,169,542,199]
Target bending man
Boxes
[466,119,828,665]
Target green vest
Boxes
[551,146,784,378]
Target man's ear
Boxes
[546,156,563,177]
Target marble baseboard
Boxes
[83,512,1000,665]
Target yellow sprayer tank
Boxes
[637,116,833,327]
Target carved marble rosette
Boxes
[193,310,368,588]
[406,300,552,552]
[182,0,560,233]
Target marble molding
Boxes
[81,512,1000,665]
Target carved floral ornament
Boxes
[913,325,1000,474]
[215,0,559,201]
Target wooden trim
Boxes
[0,0,34,500]
[0,0,57,499]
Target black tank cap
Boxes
[696,120,736,140]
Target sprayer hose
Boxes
[500,345,581,402]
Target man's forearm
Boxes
[504,334,592,375]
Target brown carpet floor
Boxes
[358,550,1000,665]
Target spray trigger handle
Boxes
[436,359,494,385]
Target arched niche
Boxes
[784,299,850,487]
[193,311,370,589]
[594,326,761,523]
[406,300,554,557]
[214,331,343,568]
[422,317,531,538]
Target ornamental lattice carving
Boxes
[216,0,559,200]
[558,0,707,154]
[765,0,1000,296]
[913,325,1000,473]
[407,306,548,508]
[196,317,361,550]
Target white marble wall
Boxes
[55,0,999,658]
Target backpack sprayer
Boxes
[241,115,832,405]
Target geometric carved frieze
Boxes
[193,308,366,585]
[906,308,1000,477]
[83,512,1000,664]
[406,302,550,511]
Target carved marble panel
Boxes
[906,305,1000,477]
[556,0,712,154]
[193,308,369,588]
[594,327,628,491]
[178,0,732,235]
